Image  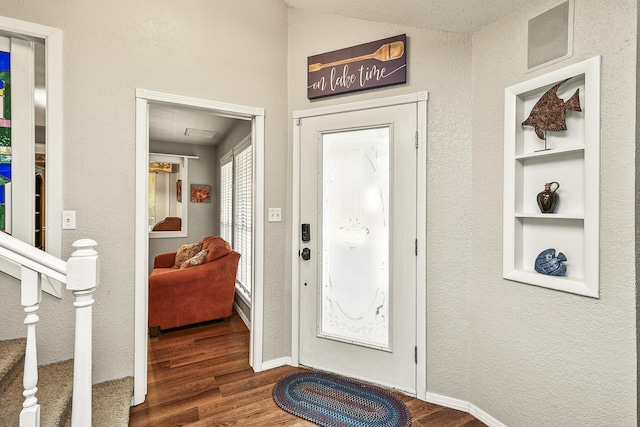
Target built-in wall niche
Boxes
[148,152,198,239]
[503,56,600,298]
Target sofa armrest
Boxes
[154,251,177,269]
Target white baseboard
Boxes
[425,392,469,412]
[425,392,507,427]
[469,403,507,427]
[233,302,251,329]
[260,357,292,371]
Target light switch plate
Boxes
[268,208,282,222]
[62,211,76,229]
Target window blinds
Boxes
[219,160,233,244]
[234,144,252,299]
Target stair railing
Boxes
[0,232,99,427]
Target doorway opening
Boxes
[134,89,265,405]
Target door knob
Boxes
[301,248,311,260]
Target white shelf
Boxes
[504,270,598,298]
[515,145,583,161]
[515,213,583,220]
[503,56,600,298]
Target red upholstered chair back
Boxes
[201,236,233,263]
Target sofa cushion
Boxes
[201,236,233,263]
[173,242,203,268]
[180,249,209,269]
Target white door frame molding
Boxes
[291,92,428,399]
[0,16,63,297]
[134,89,265,405]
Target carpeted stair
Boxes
[0,338,133,427]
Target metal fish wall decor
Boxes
[522,78,582,140]
[534,248,567,276]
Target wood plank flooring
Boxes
[129,312,485,426]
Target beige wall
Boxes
[637,0,640,418]
[287,8,474,400]
[0,0,290,383]
[470,0,637,425]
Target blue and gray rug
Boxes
[273,371,411,427]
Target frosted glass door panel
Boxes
[320,127,390,350]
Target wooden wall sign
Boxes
[307,34,407,99]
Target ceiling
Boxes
[150,1,532,145]
[149,104,241,146]
[283,0,532,33]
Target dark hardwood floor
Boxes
[129,311,485,426]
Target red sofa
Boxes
[148,236,240,337]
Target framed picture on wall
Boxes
[190,184,211,203]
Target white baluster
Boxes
[20,266,41,427]
[66,239,99,427]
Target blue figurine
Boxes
[534,248,567,276]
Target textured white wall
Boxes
[0,0,289,383]
[470,0,637,425]
[287,8,474,400]
[637,2,640,419]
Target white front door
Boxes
[298,99,419,394]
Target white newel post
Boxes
[66,239,99,427]
[20,266,42,427]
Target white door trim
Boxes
[133,89,266,405]
[0,17,64,297]
[291,92,428,399]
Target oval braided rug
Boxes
[272,371,411,427]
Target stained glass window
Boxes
[0,50,11,232]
